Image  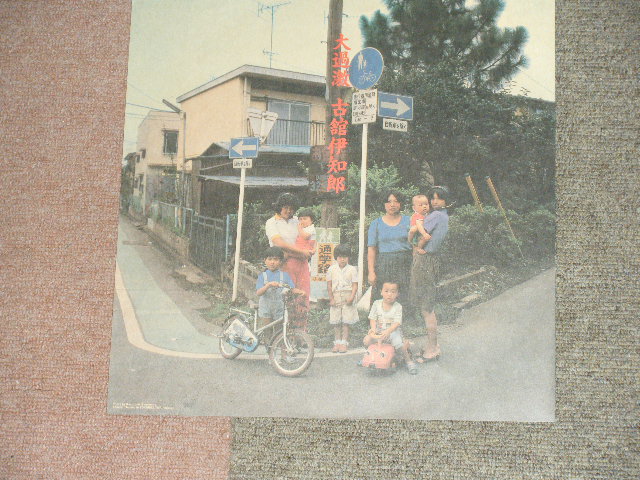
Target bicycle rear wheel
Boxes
[268,330,314,377]
[218,315,244,359]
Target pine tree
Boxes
[360,0,528,91]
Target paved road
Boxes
[108,216,555,421]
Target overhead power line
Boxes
[126,102,174,112]
[519,70,555,97]
[126,81,166,106]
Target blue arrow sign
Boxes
[349,47,384,90]
[378,92,413,120]
[229,137,259,159]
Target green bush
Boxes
[512,206,556,259]
[233,165,555,273]
[337,208,381,251]
[441,204,555,269]
[344,163,419,213]
[229,202,271,265]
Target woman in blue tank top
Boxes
[367,191,413,308]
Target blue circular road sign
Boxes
[349,47,384,90]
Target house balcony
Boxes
[247,118,325,147]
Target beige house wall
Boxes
[180,77,246,157]
[133,111,182,208]
[136,111,182,166]
[179,77,326,156]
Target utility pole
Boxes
[321,0,344,228]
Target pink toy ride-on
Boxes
[360,341,399,371]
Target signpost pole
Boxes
[357,122,368,295]
[231,165,247,302]
[349,48,384,296]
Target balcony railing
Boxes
[247,118,325,147]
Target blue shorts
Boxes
[258,295,285,320]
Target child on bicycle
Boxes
[256,247,304,331]
[326,244,359,353]
[364,281,417,374]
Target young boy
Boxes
[326,244,359,353]
[255,246,304,330]
[365,281,417,374]
[407,194,432,254]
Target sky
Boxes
[122,0,555,158]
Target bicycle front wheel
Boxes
[218,315,244,360]
[268,330,314,377]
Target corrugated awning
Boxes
[214,142,311,155]
[191,142,312,161]
[198,175,309,188]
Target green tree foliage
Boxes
[349,0,555,211]
[346,65,555,211]
[360,0,528,91]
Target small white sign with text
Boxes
[382,118,408,132]
[232,158,253,168]
[351,89,378,124]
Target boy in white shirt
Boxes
[326,244,359,353]
[365,281,417,374]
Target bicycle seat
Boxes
[248,300,258,310]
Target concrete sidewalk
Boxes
[116,221,221,355]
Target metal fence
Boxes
[189,214,227,275]
[248,118,325,146]
[127,197,271,276]
[150,201,194,237]
[129,195,143,215]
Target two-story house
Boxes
[132,110,183,213]
[175,65,327,217]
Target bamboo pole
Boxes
[485,176,526,264]
[464,173,484,212]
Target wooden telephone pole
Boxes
[320,0,344,228]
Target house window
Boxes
[267,100,311,146]
[163,130,178,155]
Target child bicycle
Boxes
[217,284,314,377]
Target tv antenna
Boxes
[258,1,291,68]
